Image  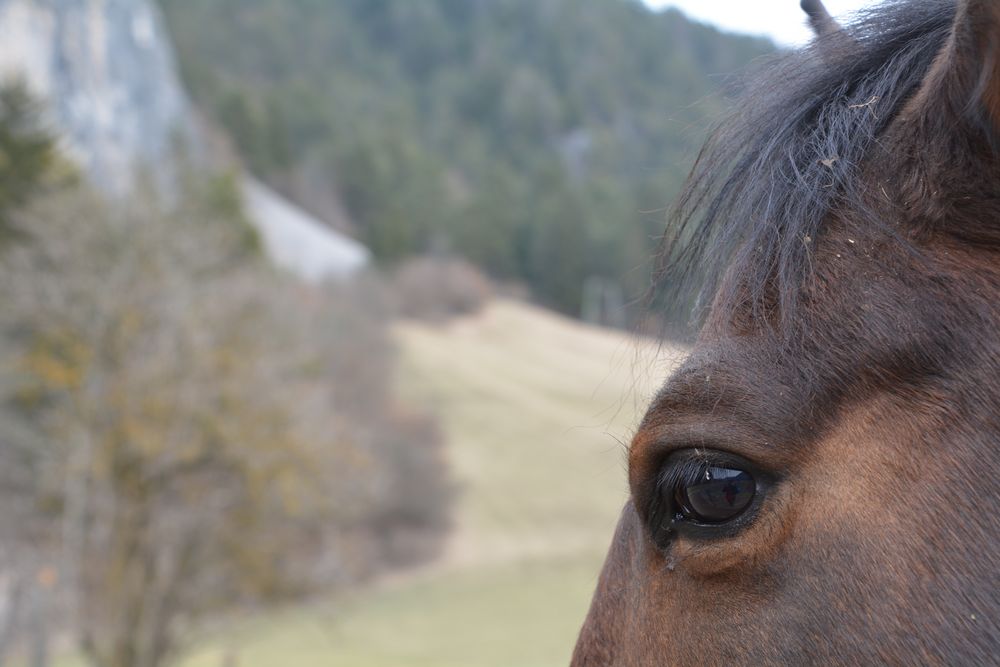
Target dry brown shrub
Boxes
[393,256,493,322]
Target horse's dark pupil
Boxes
[676,466,754,524]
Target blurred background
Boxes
[0,1,863,666]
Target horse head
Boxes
[574,1,1000,663]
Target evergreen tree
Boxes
[0,82,58,237]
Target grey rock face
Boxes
[0,0,193,195]
[0,0,369,282]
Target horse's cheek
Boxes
[573,503,718,667]
[573,504,658,666]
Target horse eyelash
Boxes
[655,455,710,496]
[646,450,722,546]
[645,455,708,549]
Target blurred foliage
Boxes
[0,81,62,238]
[157,0,773,320]
[0,90,450,666]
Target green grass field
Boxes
[61,300,685,667]
[178,556,605,667]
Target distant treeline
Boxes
[159,0,773,322]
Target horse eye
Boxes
[649,452,767,547]
[673,464,755,524]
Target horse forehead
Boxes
[639,337,821,457]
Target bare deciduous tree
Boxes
[0,185,450,667]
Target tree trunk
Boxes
[27,583,49,667]
[0,576,25,667]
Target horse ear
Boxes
[911,0,1000,132]
[801,0,843,39]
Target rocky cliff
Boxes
[0,0,367,280]
[0,0,191,195]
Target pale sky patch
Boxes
[643,0,879,46]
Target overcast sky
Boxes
[644,0,876,46]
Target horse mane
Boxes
[656,0,959,331]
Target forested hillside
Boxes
[158,0,773,319]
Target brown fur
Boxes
[573,1,1000,664]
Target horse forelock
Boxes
[654,0,976,336]
[653,0,1000,433]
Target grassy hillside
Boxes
[140,301,683,666]
[396,300,681,568]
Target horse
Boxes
[572,0,1000,663]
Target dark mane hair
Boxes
[655,0,958,331]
